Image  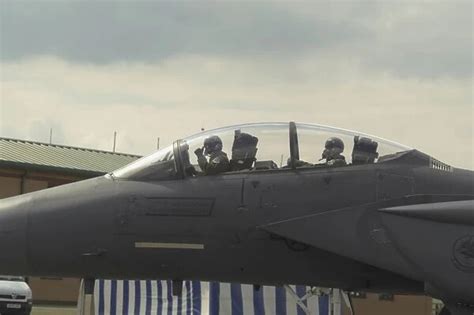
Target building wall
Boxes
[347,294,433,315]
[0,175,21,198]
[28,277,82,304]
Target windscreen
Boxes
[112,145,176,180]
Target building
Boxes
[0,137,434,314]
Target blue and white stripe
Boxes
[92,280,342,315]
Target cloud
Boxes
[1,56,472,169]
[0,2,363,60]
[1,1,472,78]
[0,2,472,169]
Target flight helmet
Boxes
[325,137,344,151]
[204,135,223,155]
[322,137,344,160]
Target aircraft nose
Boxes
[0,195,30,274]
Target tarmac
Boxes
[32,305,77,315]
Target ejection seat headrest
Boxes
[352,136,379,165]
[230,130,259,171]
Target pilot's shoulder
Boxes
[211,152,229,164]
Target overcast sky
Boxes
[0,1,472,169]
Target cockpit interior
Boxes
[112,122,413,181]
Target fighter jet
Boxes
[0,122,472,315]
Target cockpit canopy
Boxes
[112,122,412,181]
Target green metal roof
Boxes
[0,137,142,176]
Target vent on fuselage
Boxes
[430,157,453,172]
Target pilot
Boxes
[194,135,230,175]
[321,137,347,167]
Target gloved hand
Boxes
[321,148,329,160]
[194,147,204,156]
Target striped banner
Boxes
[92,280,342,315]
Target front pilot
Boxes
[194,135,230,175]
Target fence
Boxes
[88,280,345,315]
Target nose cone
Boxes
[0,195,29,274]
[25,176,118,277]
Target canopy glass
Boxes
[112,122,411,180]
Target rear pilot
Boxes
[321,137,347,167]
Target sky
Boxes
[0,1,473,169]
